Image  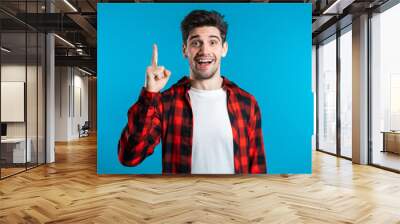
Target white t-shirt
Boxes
[189,87,234,174]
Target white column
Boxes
[46,1,55,163]
[46,33,55,163]
[352,14,369,164]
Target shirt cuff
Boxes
[138,87,161,106]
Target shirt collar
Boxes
[176,75,237,92]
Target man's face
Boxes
[183,26,228,80]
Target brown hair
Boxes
[181,10,228,44]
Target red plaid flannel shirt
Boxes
[118,76,266,174]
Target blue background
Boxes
[98,3,312,174]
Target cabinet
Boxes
[382,131,400,154]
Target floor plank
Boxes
[1,135,400,223]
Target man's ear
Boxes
[182,44,188,58]
[222,42,228,57]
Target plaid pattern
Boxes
[118,76,266,174]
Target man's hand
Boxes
[145,44,171,93]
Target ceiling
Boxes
[0,0,394,75]
[0,0,97,74]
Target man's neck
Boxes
[189,74,223,90]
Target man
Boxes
[118,10,266,174]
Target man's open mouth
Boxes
[195,57,215,69]
[196,58,214,64]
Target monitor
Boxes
[1,123,7,137]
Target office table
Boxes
[1,138,32,163]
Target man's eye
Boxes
[191,41,201,47]
[210,40,217,46]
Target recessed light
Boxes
[54,34,75,48]
[1,47,11,53]
[63,0,78,12]
[77,67,93,76]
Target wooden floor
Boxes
[0,167,26,178]
[373,150,400,171]
[1,163,45,178]
[1,135,400,223]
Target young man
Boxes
[118,10,266,174]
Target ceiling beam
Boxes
[67,13,97,46]
[55,55,96,72]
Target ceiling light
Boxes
[54,34,75,48]
[323,0,340,14]
[1,47,11,53]
[63,0,78,12]
[78,67,93,76]
[322,0,354,15]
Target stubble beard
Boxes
[191,64,219,81]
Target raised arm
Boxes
[118,44,171,166]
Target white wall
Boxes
[55,66,89,141]
[72,73,89,138]
[1,65,40,137]
[1,65,25,131]
[55,66,69,141]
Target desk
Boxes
[1,138,31,163]
[381,131,400,154]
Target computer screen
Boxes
[1,123,7,137]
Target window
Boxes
[317,35,337,154]
[371,2,400,171]
[339,27,352,158]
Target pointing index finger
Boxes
[152,44,158,68]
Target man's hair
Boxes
[181,10,228,44]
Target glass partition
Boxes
[27,30,38,169]
[38,32,45,165]
[1,30,28,177]
[0,1,46,179]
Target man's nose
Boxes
[199,43,211,54]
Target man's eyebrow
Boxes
[188,35,200,41]
[188,35,221,41]
[209,35,221,41]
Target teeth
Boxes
[197,59,213,63]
